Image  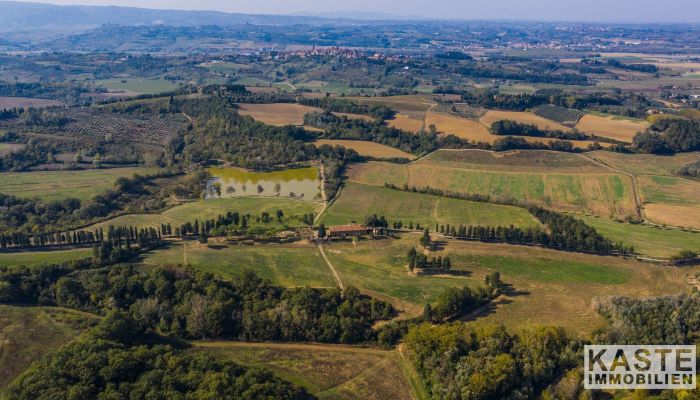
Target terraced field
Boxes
[319,182,542,229]
[348,150,638,219]
[325,234,694,334]
[0,167,161,201]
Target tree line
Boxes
[304,111,476,156]
[383,184,632,255]
[490,119,591,141]
[298,97,395,120]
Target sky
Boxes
[11,0,700,23]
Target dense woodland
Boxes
[0,263,395,343]
[595,294,700,345]
[405,323,582,400]
[634,119,700,153]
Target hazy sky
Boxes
[12,0,700,23]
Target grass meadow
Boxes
[319,182,541,229]
[324,234,694,335]
[95,78,182,94]
[314,140,415,159]
[0,306,98,392]
[578,215,700,258]
[0,248,92,268]
[348,155,638,219]
[0,167,160,201]
[236,103,322,126]
[88,197,321,231]
[141,241,335,288]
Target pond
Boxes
[205,166,321,201]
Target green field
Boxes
[0,248,92,268]
[141,242,335,288]
[349,159,636,218]
[192,342,416,400]
[639,175,700,205]
[320,183,541,229]
[95,78,182,94]
[0,306,98,392]
[202,62,249,74]
[233,77,271,86]
[89,197,321,231]
[578,215,700,258]
[0,167,160,201]
[324,234,692,334]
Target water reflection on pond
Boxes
[206,167,320,201]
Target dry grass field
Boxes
[576,114,649,143]
[386,113,424,133]
[347,150,638,219]
[0,143,25,156]
[192,342,417,400]
[352,95,433,133]
[0,306,98,391]
[425,111,494,142]
[479,110,572,132]
[0,167,160,201]
[332,112,375,122]
[314,140,415,159]
[0,96,62,108]
[236,103,321,125]
[325,234,694,335]
[587,151,700,176]
[586,151,700,228]
[643,204,700,229]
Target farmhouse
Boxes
[328,223,369,238]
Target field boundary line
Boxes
[578,153,644,220]
[397,345,430,400]
[318,244,344,291]
[191,340,390,354]
[315,358,391,399]
[314,162,329,224]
